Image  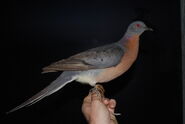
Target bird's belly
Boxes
[76,75,96,86]
[96,52,137,83]
[75,70,102,86]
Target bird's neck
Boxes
[118,32,140,46]
[118,32,140,64]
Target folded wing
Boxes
[42,43,124,73]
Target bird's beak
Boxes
[145,27,153,31]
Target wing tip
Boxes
[42,67,57,74]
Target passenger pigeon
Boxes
[7,21,152,113]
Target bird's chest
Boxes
[96,38,139,83]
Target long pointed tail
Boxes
[7,72,76,114]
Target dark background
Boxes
[2,0,182,124]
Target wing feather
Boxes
[42,43,124,73]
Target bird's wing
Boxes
[42,43,124,73]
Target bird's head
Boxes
[126,21,153,36]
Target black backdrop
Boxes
[2,0,182,124]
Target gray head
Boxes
[126,21,153,36]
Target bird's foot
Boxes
[89,85,121,116]
[89,84,105,98]
[95,84,105,97]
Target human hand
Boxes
[82,88,118,124]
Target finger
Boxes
[83,93,91,103]
[103,98,109,105]
[109,99,116,109]
[110,114,118,124]
[108,99,118,124]
[107,99,116,114]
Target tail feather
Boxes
[7,73,76,114]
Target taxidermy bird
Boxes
[7,21,152,113]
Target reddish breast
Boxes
[96,35,140,83]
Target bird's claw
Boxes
[95,84,105,96]
[89,84,105,98]
[89,84,121,116]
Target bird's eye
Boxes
[136,24,141,28]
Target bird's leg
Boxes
[89,84,105,98]
[95,84,105,98]
[89,84,121,116]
